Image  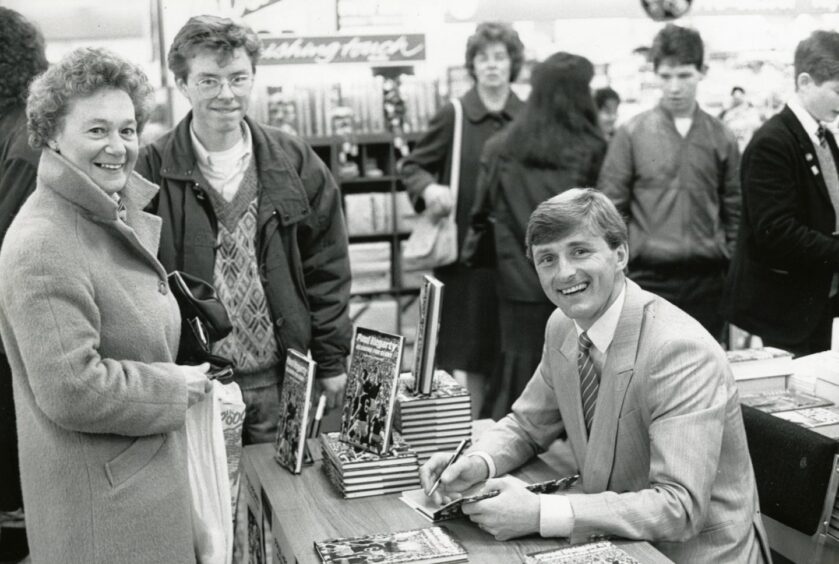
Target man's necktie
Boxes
[578,331,599,434]
[818,124,828,148]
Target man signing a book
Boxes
[419,189,770,563]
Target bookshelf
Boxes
[308,132,429,369]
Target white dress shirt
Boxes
[787,94,823,148]
[190,121,253,202]
[469,281,627,538]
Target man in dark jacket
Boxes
[135,15,351,444]
[724,30,839,356]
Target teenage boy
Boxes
[724,30,839,356]
[598,24,740,340]
[136,16,351,444]
[419,189,769,563]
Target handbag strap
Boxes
[449,97,463,216]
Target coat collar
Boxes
[461,87,523,123]
[554,279,647,486]
[154,113,310,227]
[37,149,166,278]
[38,149,158,221]
[779,105,837,205]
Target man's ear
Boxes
[699,64,708,78]
[797,72,814,92]
[175,77,188,98]
[616,243,629,271]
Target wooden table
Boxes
[240,435,673,563]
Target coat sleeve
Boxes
[742,131,839,269]
[566,331,730,544]
[719,128,742,255]
[0,154,38,245]
[297,145,352,378]
[596,125,635,215]
[399,102,456,211]
[0,232,189,436]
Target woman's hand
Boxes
[422,184,453,219]
[183,363,212,407]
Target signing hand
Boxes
[421,184,453,220]
[419,452,489,505]
[462,477,540,541]
[183,362,212,407]
[317,373,347,410]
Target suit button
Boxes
[158,280,168,295]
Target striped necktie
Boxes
[579,331,599,434]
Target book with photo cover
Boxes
[321,431,417,471]
[524,541,639,564]
[314,526,467,563]
[274,349,315,474]
[775,405,839,430]
[340,327,405,455]
[412,276,444,395]
[739,389,833,413]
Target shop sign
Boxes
[259,34,426,65]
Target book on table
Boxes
[524,541,640,564]
[340,327,405,455]
[314,526,467,563]
[412,275,444,395]
[774,405,839,437]
[726,347,793,390]
[739,389,833,413]
[273,349,315,474]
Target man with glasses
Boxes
[136,15,351,445]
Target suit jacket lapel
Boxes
[780,106,833,207]
[555,327,590,470]
[582,280,644,493]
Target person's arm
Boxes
[296,143,352,382]
[719,128,742,255]
[745,132,839,269]
[564,333,730,544]
[0,234,191,437]
[596,125,634,215]
[398,102,456,211]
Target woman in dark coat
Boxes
[400,22,525,417]
[0,8,48,561]
[471,52,607,419]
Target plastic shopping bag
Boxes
[187,380,239,564]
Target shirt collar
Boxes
[189,120,253,168]
[788,95,822,146]
[574,280,627,354]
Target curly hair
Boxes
[650,24,704,71]
[0,8,48,114]
[168,15,262,82]
[464,22,525,83]
[26,47,154,149]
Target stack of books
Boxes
[739,389,833,413]
[320,432,420,499]
[726,346,794,394]
[394,371,472,463]
[314,526,467,563]
[524,541,639,564]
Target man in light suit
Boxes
[420,189,770,563]
[723,30,839,356]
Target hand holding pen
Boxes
[419,439,488,504]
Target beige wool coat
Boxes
[0,149,195,563]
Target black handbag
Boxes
[460,216,496,268]
[168,271,235,383]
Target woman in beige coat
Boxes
[0,47,211,563]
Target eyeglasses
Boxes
[193,75,254,98]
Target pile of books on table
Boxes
[740,388,839,438]
[726,346,794,394]
[320,431,420,499]
[394,371,472,463]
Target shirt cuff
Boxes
[539,494,575,538]
[466,451,496,479]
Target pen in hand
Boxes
[428,438,469,496]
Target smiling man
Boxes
[724,30,839,356]
[597,24,740,341]
[419,189,769,563]
[135,16,351,445]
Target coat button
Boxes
[158,280,168,295]
[274,318,284,328]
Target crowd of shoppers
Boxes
[0,5,838,562]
